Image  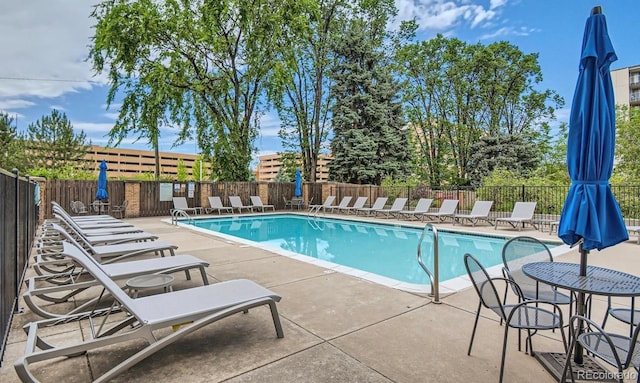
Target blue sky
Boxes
[1,0,639,165]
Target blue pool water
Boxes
[186,214,554,286]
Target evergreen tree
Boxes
[468,134,541,187]
[25,109,90,170]
[0,113,27,171]
[328,20,409,185]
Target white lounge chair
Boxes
[14,241,284,383]
[309,195,336,213]
[52,204,143,236]
[494,202,538,231]
[48,223,177,263]
[374,197,408,218]
[338,196,368,214]
[453,201,494,226]
[627,225,640,244]
[24,242,210,319]
[423,199,459,222]
[355,197,388,216]
[48,218,157,246]
[205,196,233,214]
[172,197,202,215]
[328,196,353,213]
[250,196,275,212]
[397,198,433,220]
[229,196,254,213]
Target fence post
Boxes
[521,184,526,202]
[12,168,19,309]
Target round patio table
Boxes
[126,274,175,298]
[522,262,640,297]
[522,261,640,365]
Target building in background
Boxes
[612,65,640,108]
[84,145,205,178]
[256,153,333,182]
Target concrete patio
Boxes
[2,213,640,382]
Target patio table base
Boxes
[535,352,617,382]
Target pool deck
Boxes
[2,212,640,382]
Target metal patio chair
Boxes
[561,315,640,383]
[464,253,567,383]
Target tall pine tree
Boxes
[329,20,409,185]
[25,109,90,170]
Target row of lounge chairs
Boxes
[172,196,275,215]
[311,196,546,230]
[14,202,285,382]
[174,194,556,233]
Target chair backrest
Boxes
[229,196,245,208]
[370,197,388,210]
[209,196,224,208]
[337,196,353,208]
[510,202,537,219]
[49,221,95,254]
[437,199,459,214]
[568,314,640,372]
[113,200,128,210]
[75,201,89,214]
[61,241,140,319]
[469,200,493,216]
[352,197,368,209]
[322,196,336,207]
[464,253,507,320]
[173,197,189,210]
[413,198,433,213]
[250,196,264,207]
[389,198,408,211]
[502,236,553,292]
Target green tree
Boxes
[192,155,209,181]
[90,0,305,181]
[273,0,347,182]
[615,105,640,181]
[0,113,27,172]
[394,33,562,185]
[25,109,90,171]
[468,134,541,187]
[328,1,410,185]
[176,159,188,181]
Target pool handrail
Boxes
[417,223,440,303]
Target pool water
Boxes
[186,214,554,286]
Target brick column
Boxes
[124,181,140,218]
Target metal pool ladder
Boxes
[170,209,193,225]
[417,223,441,304]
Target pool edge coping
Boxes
[162,213,573,295]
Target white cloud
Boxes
[490,0,508,10]
[73,122,114,134]
[0,1,99,100]
[0,99,35,110]
[257,111,282,137]
[395,0,507,31]
[478,26,539,40]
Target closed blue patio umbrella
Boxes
[96,160,108,201]
[557,6,628,363]
[294,169,302,197]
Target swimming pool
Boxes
[180,214,562,292]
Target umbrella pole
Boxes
[573,243,589,364]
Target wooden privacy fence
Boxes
[40,180,323,219]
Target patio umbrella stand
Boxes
[535,6,628,382]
